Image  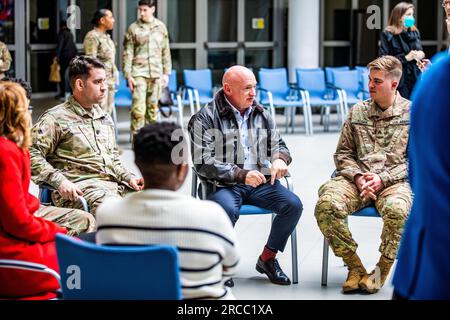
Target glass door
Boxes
[204,0,278,84]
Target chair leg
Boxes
[321,236,329,286]
[290,227,299,284]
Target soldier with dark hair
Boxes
[30,56,143,216]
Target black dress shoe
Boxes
[256,257,291,285]
[224,278,234,288]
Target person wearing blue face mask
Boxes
[379,2,424,99]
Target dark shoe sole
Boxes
[256,264,291,286]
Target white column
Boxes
[288,0,320,81]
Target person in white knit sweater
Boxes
[96,122,240,300]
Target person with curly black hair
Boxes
[96,122,240,300]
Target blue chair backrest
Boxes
[183,69,213,98]
[168,70,177,92]
[325,66,350,84]
[258,68,290,100]
[296,68,327,98]
[55,234,181,300]
[332,70,360,94]
[115,72,132,107]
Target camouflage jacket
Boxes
[30,96,134,189]
[122,18,172,80]
[334,94,410,188]
[83,29,118,86]
[0,41,12,78]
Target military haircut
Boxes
[134,122,182,167]
[68,55,105,89]
[138,0,156,8]
[368,56,403,81]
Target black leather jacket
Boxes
[188,89,291,185]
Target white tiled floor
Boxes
[29,102,395,300]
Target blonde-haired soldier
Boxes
[315,56,412,294]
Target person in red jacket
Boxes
[0,82,67,300]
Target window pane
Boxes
[75,0,112,43]
[167,0,195,42]
[245,49,272,71]
[324,46,351,67]
[208,50,237,84]
[171,49,195,85]
[29,0,58,44]
[30,51,58,92]
[208,0,237,42]
[324,0,351,41]
[245,0,273,42]
[0,0,15,44]
[417,0,437,40]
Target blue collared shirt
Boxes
[225,96,259,171]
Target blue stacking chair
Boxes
[325,66,351,85]
[191,168,299,284]
[330,69,363,119]
[258,68,311,135]
[112,72,133,140]
[296,68,345,133]
[183,69,218,115]
[356,66,370,100]
[157,71,184,129]
[320,171,381,286]
[55,234,181,300]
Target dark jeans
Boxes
[207,180,303,252]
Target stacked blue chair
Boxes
[325,66,350,86]
[258,68,311,135]
[157,71,184,129]
[356,66,370,100]
[113,72,133,140]
[183,69,217,115]
[330,69,362,120]
[295,68,345,133]
[55,234,181,300]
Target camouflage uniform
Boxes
[315,94,412,260]
[123,18,172,134]
[84,29,118,115]
[35,205,96,236]
[30,96,135,215]
[0,41,12,80]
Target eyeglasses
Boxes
[443,0,450,7]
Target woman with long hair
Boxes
[379,2,424,99]
[0,82,67,299]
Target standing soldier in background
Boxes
[84,9,117,115]
[0,41,12,80]
[314,56,412,294]
[123,0,172,135]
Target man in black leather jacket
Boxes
[188,66,302,286]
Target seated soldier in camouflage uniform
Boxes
[315,56,412,294]
[0,41,12,80]
[30,56,144,216]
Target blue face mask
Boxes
[404,16,415,28]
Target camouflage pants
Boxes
[314,176,412,260]
[34,205,96,237]
[100,82,115,115]
[52,179,134,216]
[130,76,161,135]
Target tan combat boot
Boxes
[359,255,394,294]
[342,252,367,293]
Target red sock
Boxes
[260,246,277,262]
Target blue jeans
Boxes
[207,180,302,252]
